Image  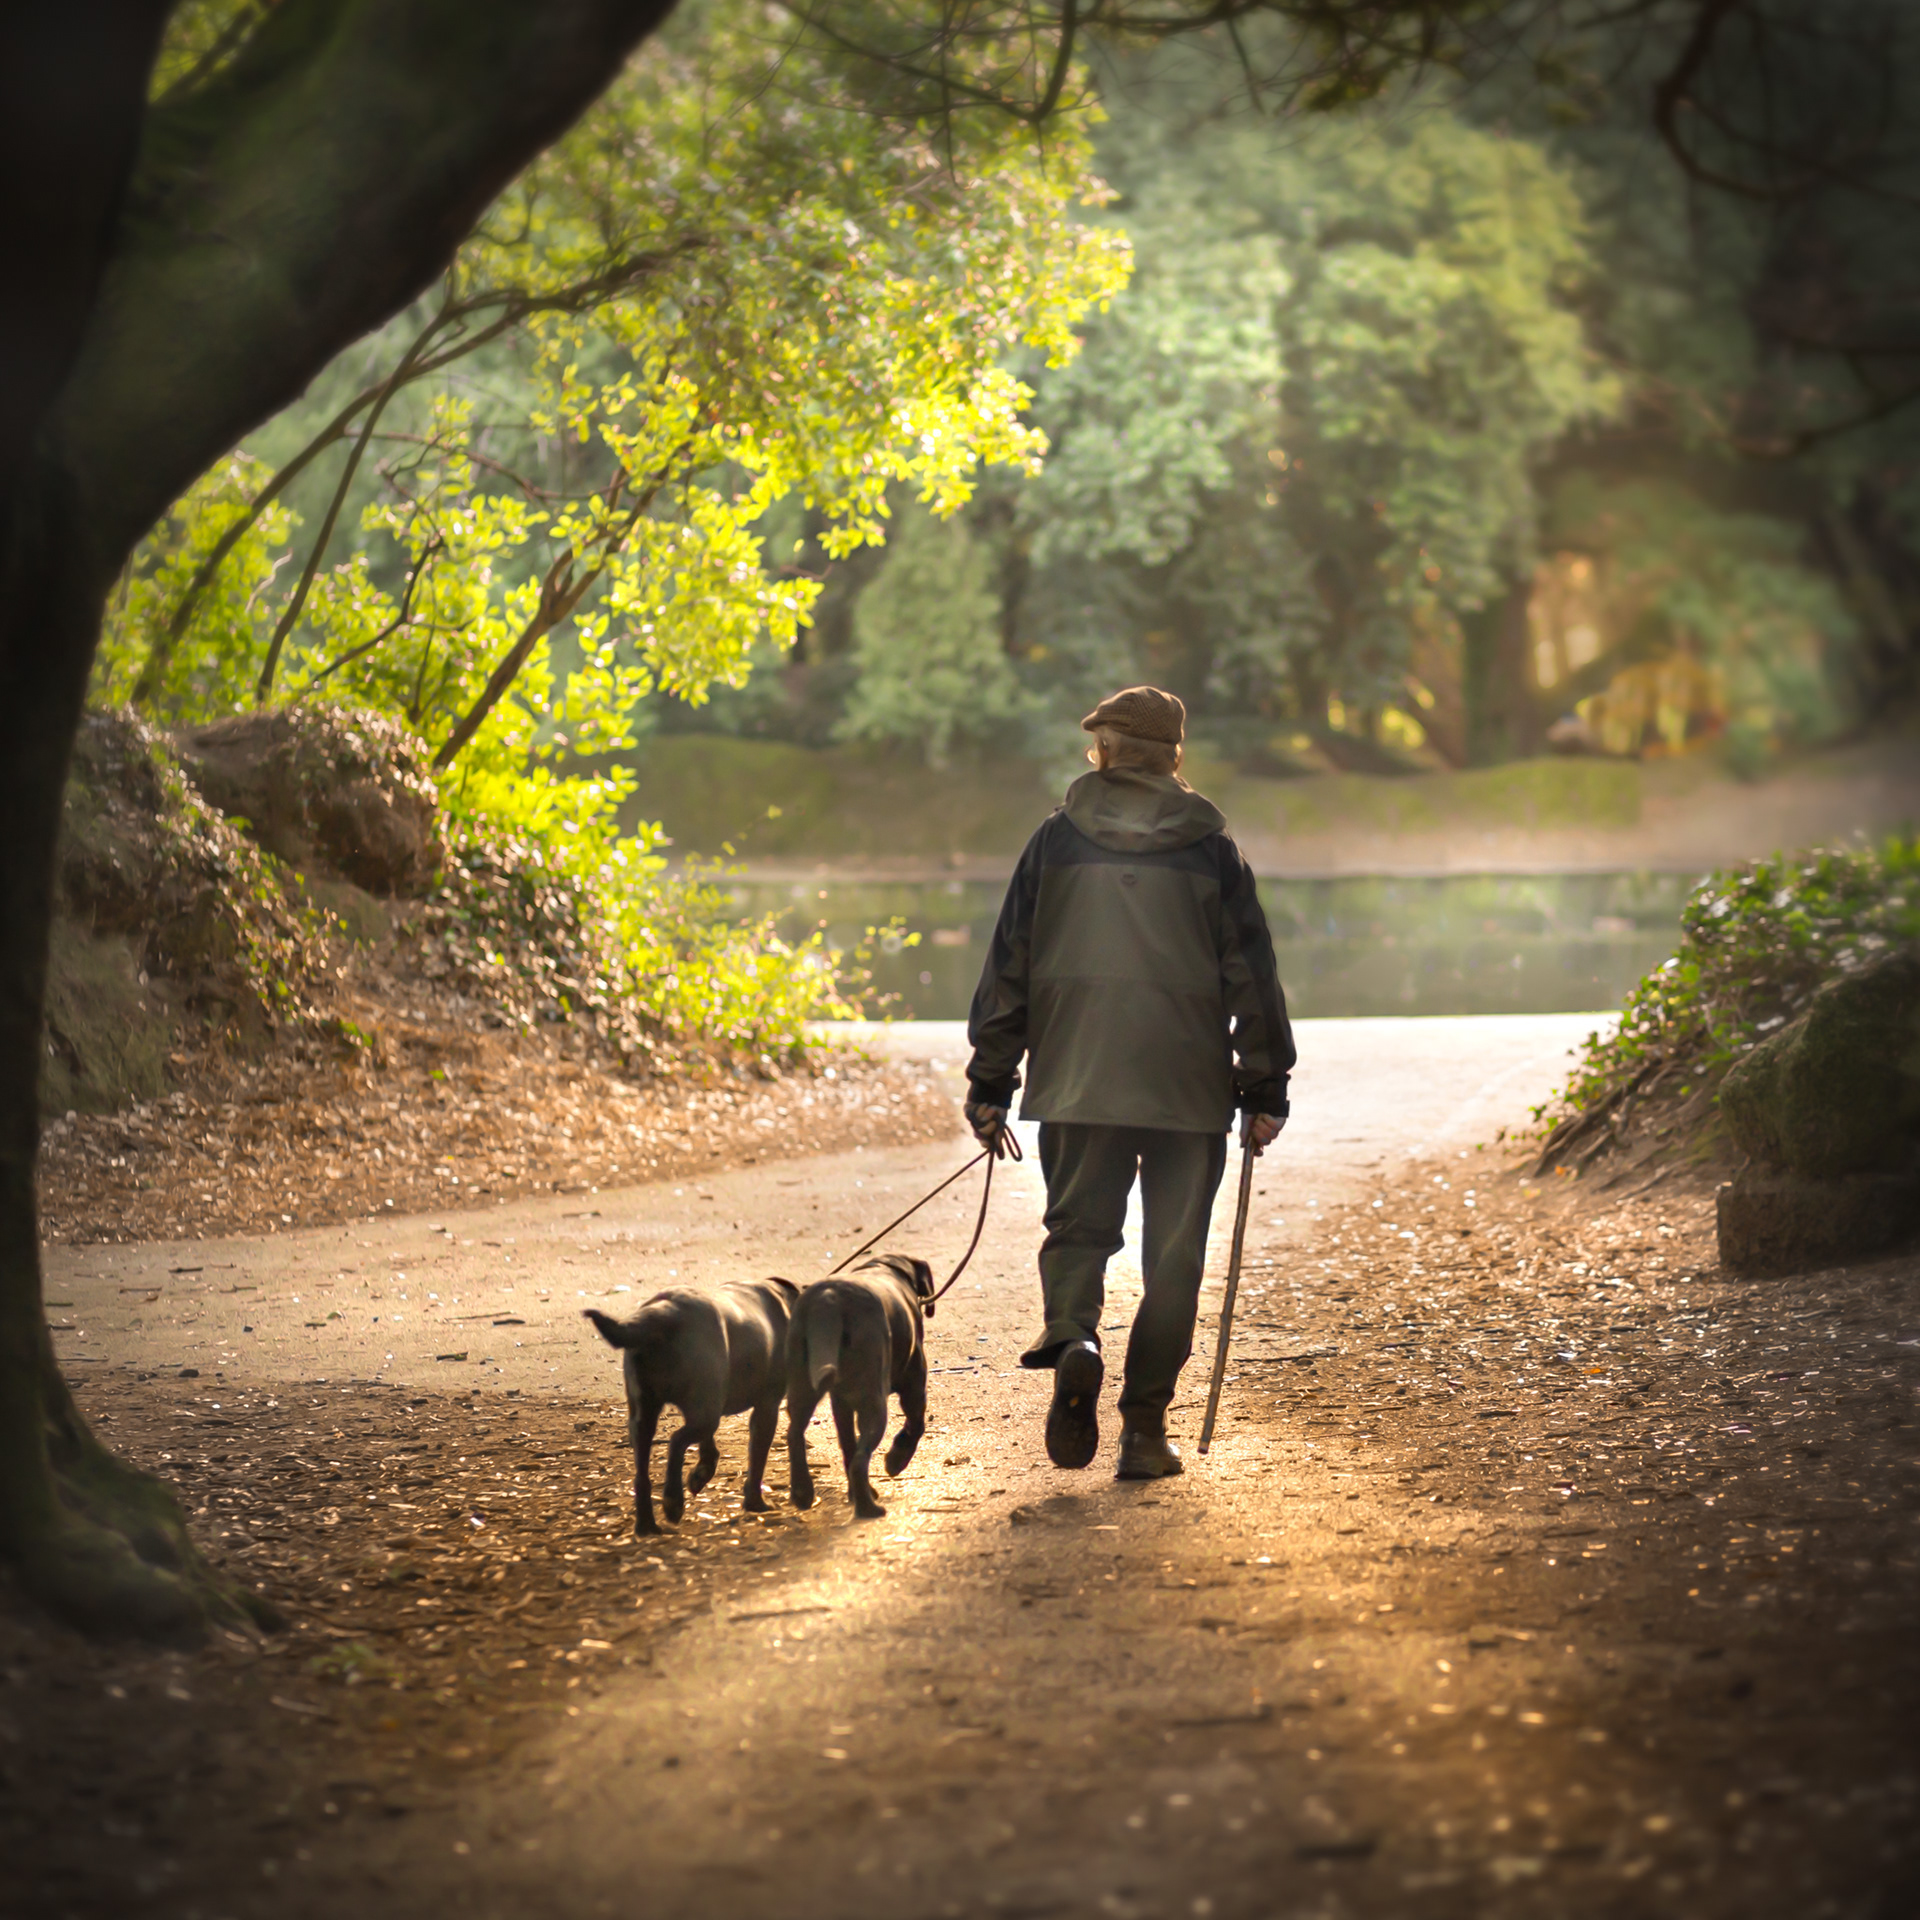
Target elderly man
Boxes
[965,686,1294,1480]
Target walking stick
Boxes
[1198,1118,1259,1455]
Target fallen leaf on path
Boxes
[1166,1704,1273,1729]
[1295,1836,1377,1860]
[269,1696,334,1720]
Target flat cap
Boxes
[1080,684,1186,745]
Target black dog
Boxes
[786,1254,934,1521]
[584,1277,798,1535]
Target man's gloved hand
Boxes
[965,1101,1012,1157]
[1243,1110,1286,1154]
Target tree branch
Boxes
[46,0,682,583]
[153,3,273,106]
[431,465,670,770]
[130,239,698,709]
[129,391,358,708]
[253,338,424,704]
[1732,378,1920,458]
[430,555,594,771]
[287,533,444,701]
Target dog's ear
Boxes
[858,1253,932,1296]
[764,1275,801,1297]
[889,1255,936,1300]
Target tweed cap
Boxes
[1080,684,1186,745]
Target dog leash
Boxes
[827,1126,1023,1318]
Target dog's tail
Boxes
[803,1294,843,1394]
[583,1307,641,1348]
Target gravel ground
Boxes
[10,1016,1918,1920]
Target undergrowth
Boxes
[1536,837,1920,1168]
[62,706,885,1092]
[60,710,331,1029]
[410,825,874,1075]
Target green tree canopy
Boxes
[994,59,1622,761]
[836,504,1040,765]
[736,10,1912,775]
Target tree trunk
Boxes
[1461,575,1541,766]
[0,458,276,1635]
[1408,614,1468,768]
[0,0,255,1638]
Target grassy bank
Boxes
[621,732,1920,875]
[621,735,1652,865]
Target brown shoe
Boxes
[1115,1421,1183,1480]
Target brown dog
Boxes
[585,1276,798,1534]
[785,1254,934,1521]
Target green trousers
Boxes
[1020,1122,1229,1419]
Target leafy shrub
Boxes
[1538,837,1920,1166]
[411,822,865,1075]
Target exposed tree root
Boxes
[8,1345,283,1643]
[1534,1059,1658,1175]
[1535,1058,1732,1190]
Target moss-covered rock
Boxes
[46,710,327,1112]
[1716,947,1920,1272]
[1716,1165,1920,1277]
[40,920,174,1116]
[1719,949,1920,1178]
[176,707,441,896]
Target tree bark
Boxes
[0,0,677,1637]
[1461,575,1541,766]
[0,444,277,1632]
[0,3,170,497]
[1408,614,1468,768]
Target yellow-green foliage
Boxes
[94,454,298,715]
[416,819,862,1067]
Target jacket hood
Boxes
[1061,769,1225,853]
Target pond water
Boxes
[730,869,1697,1021]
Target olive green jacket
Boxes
[965,770,1293,1132]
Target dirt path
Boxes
[16,1016,1920,1920]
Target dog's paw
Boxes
[789,1478,816,1512]
[883,1444,917,1479]
[662,1492,686,1524]
[742,1486,769,1513]
[633,1513,661,1537]
[853,1498,888,1522]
